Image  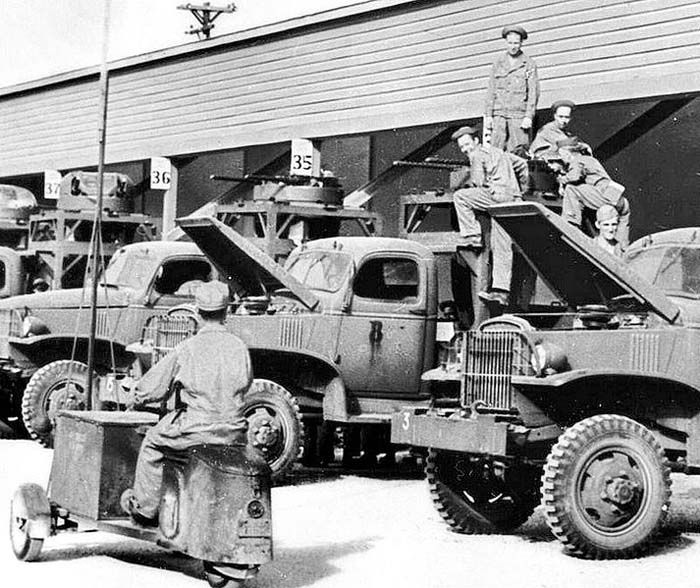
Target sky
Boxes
[0,0,366,88]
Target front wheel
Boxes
[21,360,89,447]
[9,484,50,562]
[541,414,671,559]
[244,379,304,482]
[203,562,258,588]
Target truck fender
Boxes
[322,376,348,421]
[249,346,348,419]
[512,368,700,396]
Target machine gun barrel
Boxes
[209,174,263,183]
[424,157,467,166]
[210,174,329,185]
[392,160,465,170]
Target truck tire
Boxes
[21,360,89,448]
[541,414,671,559]
[244,379,304,482]
[426,449,540,533]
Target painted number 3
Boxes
[402,412,410,431]
[151,170,171,187]
[291,154,313,171]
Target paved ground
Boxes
[3,440,700,588]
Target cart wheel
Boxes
[203,562,257,588]
[9,484,50,562]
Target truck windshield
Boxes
[99,248,160,290]
[285,250,352,293]
[626,245,700,297]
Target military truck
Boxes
[391,200,700,559]
[0,240,217,439]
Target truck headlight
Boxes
[530,342,566,376]
[21,315,49,338]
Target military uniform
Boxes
[131,289,252,519]
[593,234,624,257]
[453,144,522,292]
[530,121,576,157]
[559,153,631,247]
[485,52,539,152]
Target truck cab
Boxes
[0,240,215,442]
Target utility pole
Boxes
[177,2,236,39]
[86,0,111,408]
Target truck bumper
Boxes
[390,409,509,455]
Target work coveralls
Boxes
[452,146,523,292]
[132,323,252,518]
[559,153,631,247]
[484,52,539,152]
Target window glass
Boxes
[155,259,213,295]
[627,246,700,296]
[285,250,352,293]
[353,258,418,301]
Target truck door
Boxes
[336,253,429,396]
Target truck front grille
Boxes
[0,309,21,338]
[461,330,534,410]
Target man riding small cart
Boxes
[10,281,272,588]
[124,280,253,525]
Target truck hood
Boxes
[0,287,132,310]
[176,216,319,310]
[488,202,680,323]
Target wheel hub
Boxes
[579,450,645,529]
[47,383,84,420]
[249,415,280,451]
[603,476,639,507]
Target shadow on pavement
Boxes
[32,535,376,587]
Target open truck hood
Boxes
[489,202,680,323]
[176,216,319,310]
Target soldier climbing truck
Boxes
[391,200,700,559]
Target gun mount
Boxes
[210,173,381,260]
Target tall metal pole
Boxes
[86,0,111,408]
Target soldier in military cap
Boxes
[530,99,592,157]
[556,139,631,247]
[593,204,624,257]
[484,25,540,153]
[450,125,524,307]
[125,280,252,526]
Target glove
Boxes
[520,116,532,130]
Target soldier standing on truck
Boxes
[123,281,252,526]
[556,138,631,247]
[451,125,524,307]
[484,25,540,152]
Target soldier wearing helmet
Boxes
[125,280,252,526]
[484,25,540,153]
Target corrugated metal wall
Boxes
[0,0,698,176]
